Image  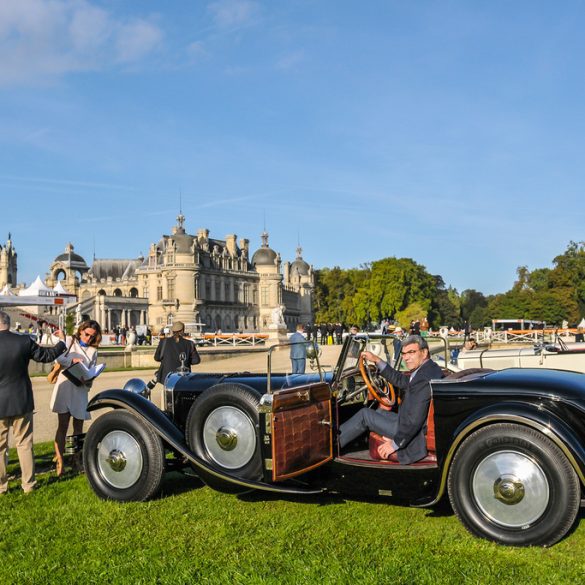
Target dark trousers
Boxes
[339,407,398,448]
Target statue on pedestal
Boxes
[270,305,286,329]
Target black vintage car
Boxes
[82,335,585,547]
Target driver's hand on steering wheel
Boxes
[361,350,382,365]
[378,437,398,459]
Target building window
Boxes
[206,281,211,300]
[225,282,230,302]
[157,286,163,301]
[243,284,249,304]
[252,287,257,305]
[261,287,269,306]
[167,280,175,299]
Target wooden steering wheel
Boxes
[358,354,396,407]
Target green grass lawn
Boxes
[2,443,585,584]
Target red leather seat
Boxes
[368,401,436,464]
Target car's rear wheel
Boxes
[448,423,580,546]
[186,383,262,491]
[84,410,165,502]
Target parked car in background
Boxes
[454,339,585,373]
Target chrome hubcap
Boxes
[106,449,127,472]
[216,427,238,451]
[97,430,143,489]
[493,475,525,505]
[203,406,256,470]
[472,450,549,528]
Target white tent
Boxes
[19,276,52,296]
[53,281,71,295]
[0,284,14,295]
[579,318,585,329]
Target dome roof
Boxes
[164,213,195,254]
[291,258,310,276]
[252,231,277,266]
[252,247,277,266]
[54,243,88,268]
[170,233,194,254]
[290,246,310,276]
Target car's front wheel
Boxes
[448,423,580,546]
[186,383,262,491]
[84,410,165,502]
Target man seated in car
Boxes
[338,335,443,464]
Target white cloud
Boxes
[207,0,259,30]
[68,3,111,52]
[116,20,163,63]
[0,0,163,86]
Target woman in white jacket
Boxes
[50,319,102,476]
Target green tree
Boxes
[429,279,460,327]
[356,257,435,326]
[314,266,369,325]
[527,268,551,292]
[395,302,429,329]
[460,289,488,327]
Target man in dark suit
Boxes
[0,310,66,494]
[153,321,200,408]
[338,335,443,464]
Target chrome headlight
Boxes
[123,378,149,397]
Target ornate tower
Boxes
[45,243,89,295]
[0,233,17,289]
[252,231,283,330]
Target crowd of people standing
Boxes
[304,322,347,345]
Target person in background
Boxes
[320,323,328,345]
[50,320,102,476]
[461,338,478,352]
[290,324,307,374]
[0,310,66,493]
[153,322,200,406]
[335,323,344,345]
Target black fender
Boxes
[420,401,585,507]
[87,389,323,496]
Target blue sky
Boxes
[1,0,584,295]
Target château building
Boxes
[41,214,314,333]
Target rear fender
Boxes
[420,402,585,508]
[87,390,323,496]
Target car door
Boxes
[270,380,333,482]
